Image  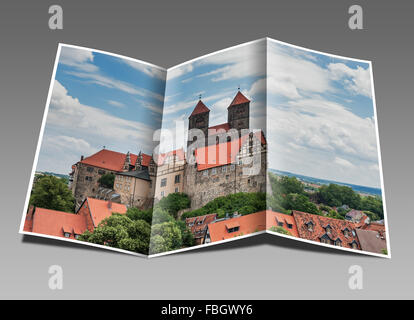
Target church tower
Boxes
[227,90,250,133]
[188,99,210,147]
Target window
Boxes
[287,223,293,229]
[174,174,180,184]
[227,226,240,233]
[74,234,80,240]
[175,187,179,193]
[161,191,165,197]
[203,170,208,176]
[335,239,342,247]
[222,166,227,173]
[85,176,92,181]
[230,164,235,171]
[98,169,105,175]
[211,168,217,175]
[306,221,314,232]
[277,222,284,227]
[351,241,358,249]
[226,175,229,180]
[343,229,350,237]
[64,232,71,238]
[326,226,332,234]
[161,178,167,187]
[86,167,94,172]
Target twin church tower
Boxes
[187,90,251,147]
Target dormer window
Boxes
[325,225,332,234]
[320,234,331,245]
[334,239,342,247]
[64,232,71,238]
[343,228,350,237]
[306,221,314,232]
[74,234,80,240]
[287,223,293,229]
[350,241,358,249]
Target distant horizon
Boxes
[269,167,381,194]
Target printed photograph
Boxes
[265,39,389,257]
[21,45,167,255]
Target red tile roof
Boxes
[186,213,217,241]
[228,91,250,107]
[207,211,266,242]
[355,229,387,254]
[195,131,266,171]
[292,210,361,249]
[78,149,150,172]
[156,148,186,166]
[86,197,127,227]
[266,210,299,237]
[190,100,210,117]
[208,123,231,133]
[28,208,87,240]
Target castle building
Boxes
[70,149,155,210]
[183,90,267,210]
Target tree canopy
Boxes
[29,175,75,212]
[98,173,115,189]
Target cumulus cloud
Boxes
[123,59,166,80]
[59,46,99,72]
[328,63,372,98]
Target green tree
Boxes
[98,173,115,189]
[283,193,319,215]
[150,221,182,254]
[79,214,151,254]
[126,207,153,224]
[156,192,191,219]
[29,175,75,212]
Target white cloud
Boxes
[107,100,125,108]
[123,60,166,80]
[167,64,194,80]
[334,156,354,168]
[66,71,164,102]
[59,47,99,72]
[328,63,372,98]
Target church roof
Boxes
[190,100,210,117]
[228,91,250,108]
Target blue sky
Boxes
[266,39,382,188]
[159,39,266,152]
[36,45,166,174]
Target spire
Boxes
[228,90,250,108]
[123,151,131,171]
[189,99,210,117]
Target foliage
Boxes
[180,192,266,220]
[269,173,305,196]
[269,225,291,236]
[317,184,361,208]
[126,207,153,224]
[79,214,151,254]
[29,175,75,212]
[156,192,191,219]
[360,196,383,219]
[283,193,319,215]
[98,173,115,189]
[150,221,182,254]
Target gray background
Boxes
[0,0,412,299]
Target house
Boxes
[154,149,186,201]
[345,209,368,223]
[355,229,387,254]
[205,211,266,243]
[23,198,127,240]
[185,213,217,245]
[23,206,87,240]
[292,210,361,250]
[266,210,299,237]
[76,197,127,232]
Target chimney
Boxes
[81,155,84,161]
[107,199,112,209]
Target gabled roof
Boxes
[266,210,299,237]
[29,208,87,239]
[195,131,266,171]
[85,197,127,227]
[190,100,210,117]
[207,211,266,242]
[292,210,361,250]
[78,149,151,172]
[228,91,250,108]
[186,213,217,238]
